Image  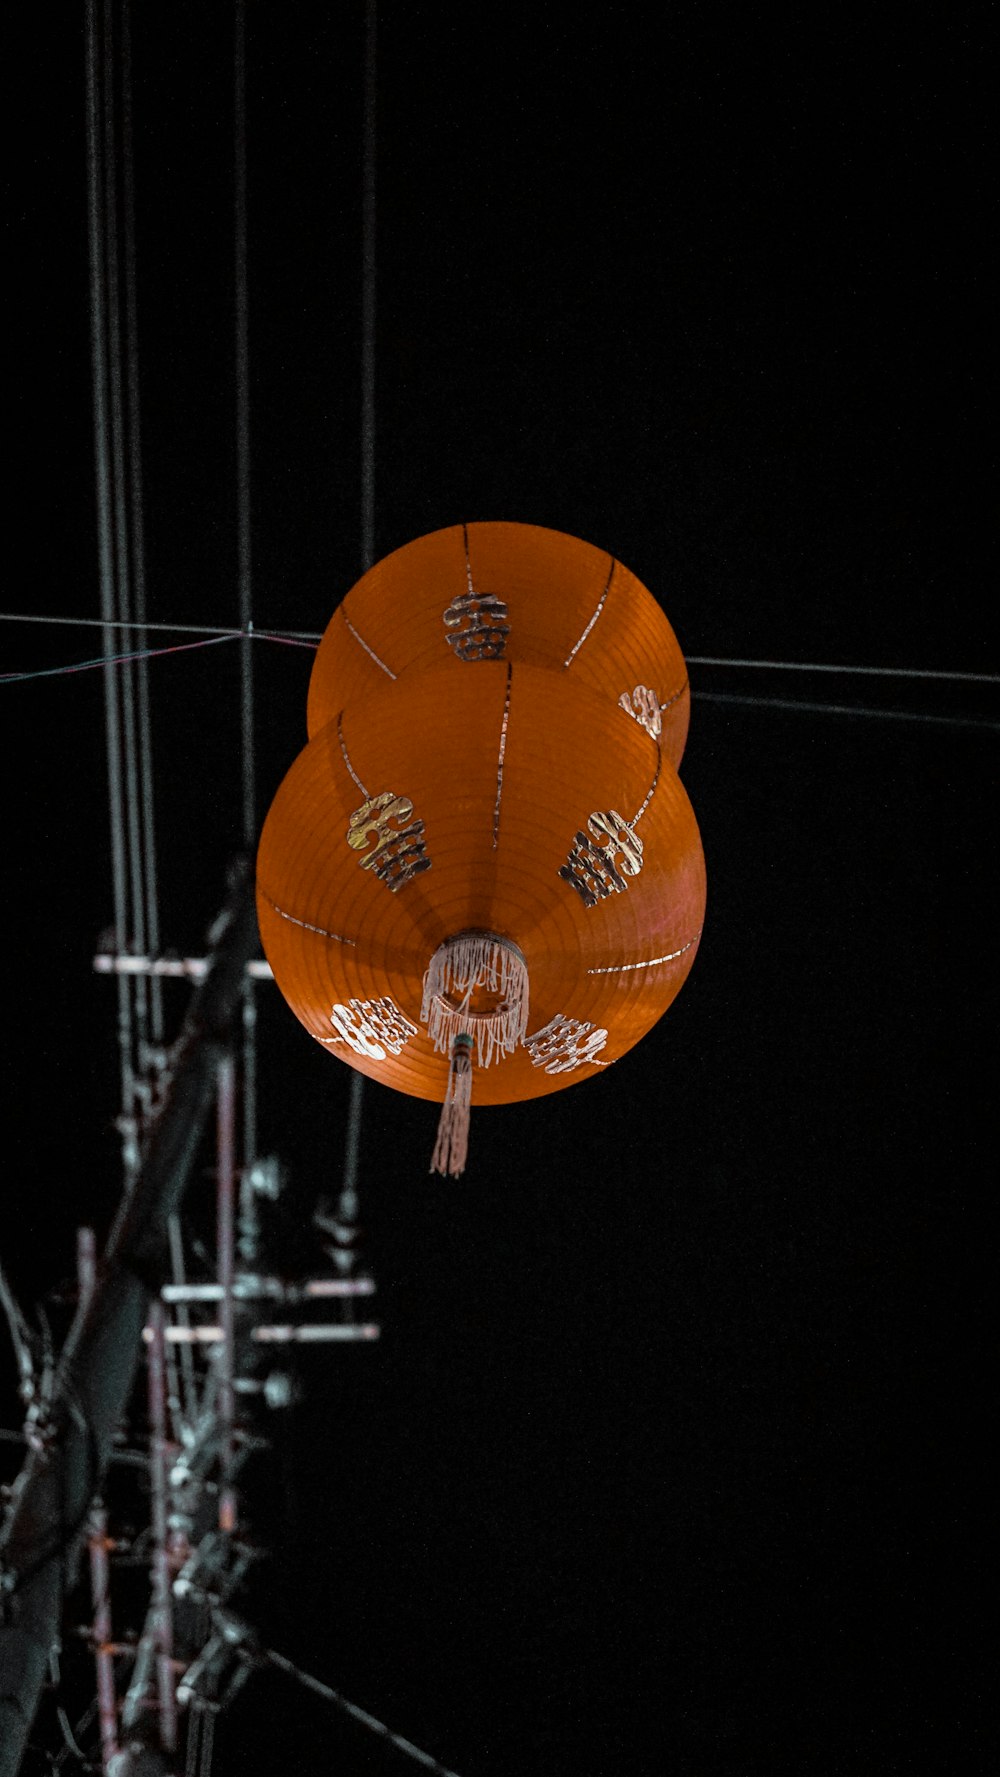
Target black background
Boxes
[3,5,994,1774]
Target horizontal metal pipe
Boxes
[143,1323,380,1344]
[94,954,273,980]
[160,1277,375,1302]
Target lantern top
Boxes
[307,520,691,766]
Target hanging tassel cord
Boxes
[430,1033,474,1178]
[421,932,529,1067]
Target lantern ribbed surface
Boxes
[257,662,705,1106]
[306,521,691,766]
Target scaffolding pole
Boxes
[0,867,258,1777]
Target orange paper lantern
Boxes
[307,521,691,766]
[259,523,705,1175]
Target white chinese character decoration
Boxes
[328,997,417,1060]
[618,684,662,739]
[524,1014,608,1073]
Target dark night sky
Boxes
[3,5,995,1774]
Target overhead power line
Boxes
[0,612,312,639]
[84,0,135,1169]
[0,631,242,684]
[265,1646,465,1777]
[2,632,996,732]
[234,0,255,856]
[697,690,1000,729]
[687,654,997,683]
[2,612,997,686]
[234,0,258,1181]
[121,0,164,1055]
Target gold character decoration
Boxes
[559,810,644,907]
[442,588,510,661]
[346,792,431,891]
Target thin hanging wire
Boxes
[235,0,255,851]
[86,0,136,1168]
[3,610,998,688]
[102,0,150,1088]
[686,654,997,682]
[121,0,164,1054]
[339,0,378,1230]
[0,631,240,685]
[0,612,304,639]
[360,0,377,574]
[234,0,258,1172]
[695,689,1000,729]
[3,634,996,734]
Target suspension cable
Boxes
[686,654,997,682]
[102,0,151,1081]
[234,0,258,1175]
[86,0,136,1162]
[696,690,1000,729]
[339,0,379,1230]
[235,0,255,853]
[3,611,998,688]
[121,0,164,1052]
[361,0,377,574]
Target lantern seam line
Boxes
[492,663,513,848]
[631,746,662,827]
[337,713,369,797]
[659,676,689,712]
[257,889,357,946]
[462,521,475,596]
[586,934,701,974]
[340,606,397,680]
[562,556,615,667]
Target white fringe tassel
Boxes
[420,931,529,1068]
[431,1034,474,1177]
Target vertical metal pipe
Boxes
[88,1511,120,1773]
[146,1302,177,1752]
[81,1222,118,1773]
[77,1226,97,1315]
[242,978,258,1177]
[167,1214,198,1428]
[216,1052,237,1533]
